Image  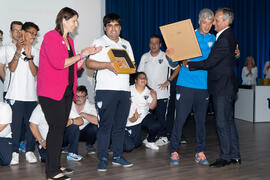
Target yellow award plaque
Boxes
[107,48,136,74]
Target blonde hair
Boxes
[245,56,255,67]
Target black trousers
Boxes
[39,94,72,178]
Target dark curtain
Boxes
[106,0,270,82]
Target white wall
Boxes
[0,0,105,102]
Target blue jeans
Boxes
[212,95,240,160]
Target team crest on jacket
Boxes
[208,42,213,47]
[158,59,163,64]
[176,93,181,101]
[122,44,127,49]
[97,101,103,109]
[144,95,149,100]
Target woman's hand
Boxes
[81,45,102,57]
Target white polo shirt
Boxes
[5,45,39,101]
[0,44,13,93]
[126,85,153,127]
[90,35,135,91]
[138,50,176,99]
[29,104,48,140]
[0,102,12,138]
[69,101,98,130]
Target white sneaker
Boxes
[10,152,19,165]
[67,153,83,161]
[143,138,148,144]
[145,142,159,150]
[155,137,169,146]
[25,151,38,163]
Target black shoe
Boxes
[209,158,231,168]
[230,158,241,165]
[48,175,71,180]
[61,168,73,175]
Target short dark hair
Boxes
[135,72,147,81]
[0,30,3,35]
[55,7,79,36]
[103,13,121,27]
[150,34,161,43]
[77,85,88,95]
[10,21,23,31]
[22,22,39,32]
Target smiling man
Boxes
[169,8,216,166]
[86,13,135,172]
[187,8,241,168]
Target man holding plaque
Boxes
[86,13,135,172]
[168,9,216,166]
[186,8,241,168]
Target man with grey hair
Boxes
[168,8,216,166]
[187,8,241,168]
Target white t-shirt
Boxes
[0,43,12,93]
[138,50,176,99]
[29,104,48,140]
[0,102,12,138]
[241,66,257,85]
[126,85,153,127]
[69,101,98,130]
[90,35,135,91]
[5,45,39,101]
[263,61,270,78]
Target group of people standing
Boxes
[0,6,245,180]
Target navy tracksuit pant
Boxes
[170,86,209,154]
[123,113,161,152]
[95,90,130,159]
[8,100,37,153]
[63,123,98,154]
[155,99,168,137]
[0,137,12,165]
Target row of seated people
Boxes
[0,78,161,165]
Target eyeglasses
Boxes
[26,30,37,37]
[76,95,86,99]
[12,29,22,33]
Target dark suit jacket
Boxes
[188,27,238,96]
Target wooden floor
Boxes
[1,115,270,180]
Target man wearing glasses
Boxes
[64,85,98,161]
[29,86,98,163]
[0,21,23,101]
[5,22,39,165]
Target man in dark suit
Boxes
[186,8,241,168]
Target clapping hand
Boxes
[81,45,102,57]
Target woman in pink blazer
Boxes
[37,7,101,180]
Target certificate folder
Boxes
[160,19,202,62]
[107,48,136,74]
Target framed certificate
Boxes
[160,19,202,62]
[107,48,136,74]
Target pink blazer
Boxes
[37,29,79,101]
